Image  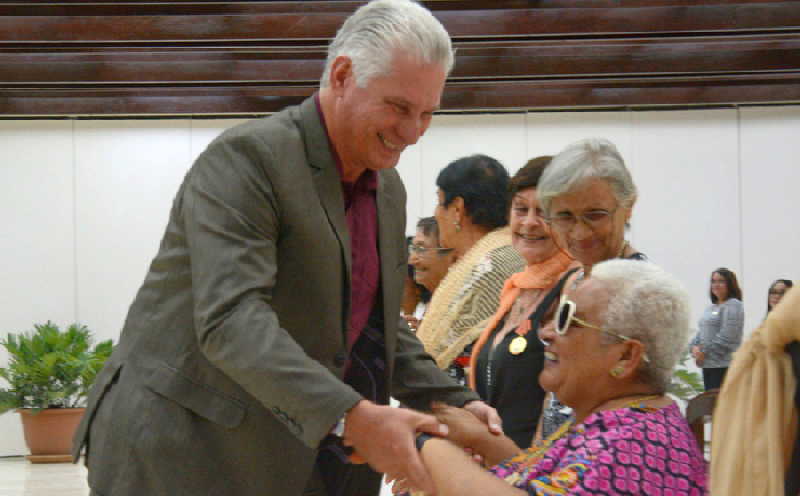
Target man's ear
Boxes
[328,55,354,95]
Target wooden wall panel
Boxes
[1,0,799,115]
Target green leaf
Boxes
[0,322,114,410]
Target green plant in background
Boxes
[0,321,113,414]
[668,350,704,401]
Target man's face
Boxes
[328,51,447,177]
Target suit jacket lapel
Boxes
[300,97,352,332]
[376,173,400,363]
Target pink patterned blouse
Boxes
[489,403,708,495]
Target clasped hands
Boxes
[341,399,501,495]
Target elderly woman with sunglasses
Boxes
[395,260,707,496]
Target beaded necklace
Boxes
[519,394,660,470]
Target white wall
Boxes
[1,107,798,455]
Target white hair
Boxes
[320,0,454,88]
[590,259,691,392]
[538,138,637,214]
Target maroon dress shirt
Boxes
[315,95,380,351]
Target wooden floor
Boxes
[0,457,89,496]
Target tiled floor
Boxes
[0,457,89,496]
[0,457,398,496]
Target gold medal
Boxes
[509,336,527,355]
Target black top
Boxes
[474,267,579,449]
[475,314,546,449]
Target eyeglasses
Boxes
[769,290,786,296]
[543,206,619,231]
[553,295,650,363]
[408,245,453,257]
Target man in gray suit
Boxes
[73,1,500,495]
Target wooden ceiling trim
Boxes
[0,1,798,115]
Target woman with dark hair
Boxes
[405,217,455,331]
[466,156,577,448]
[767,278,793,315]
[416,154,525,386]
[690,267,745,390]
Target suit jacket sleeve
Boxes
[390,317,481,411]
[182,130,362,449]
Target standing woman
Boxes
[535,138,647,437]
[416,154,525,385]
[467,156,577,448]
[766,278,793,315]
[691,267,745,390]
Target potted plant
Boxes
[668,350,705,402]
[0,321,113,463]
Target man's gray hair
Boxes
[591,259,690,392]
[320,0,454,88]
[538,138,637,214]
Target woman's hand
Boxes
[432,402,493,450]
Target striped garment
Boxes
[415,227,525,377]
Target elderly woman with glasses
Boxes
[538,138,646,273]
[415,154,525,386]
[404,217,456,331]
[534,138,647,437]
[393,260,707,496]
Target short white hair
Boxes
[590,259,690,392]
[538,138,637,214]
[320,0,454,88]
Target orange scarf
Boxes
[467,250,576,390]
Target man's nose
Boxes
[396,116,424,145]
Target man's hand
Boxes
[343,400,446,494]
[462,400,502,435]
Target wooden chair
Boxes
[686,388,720,451]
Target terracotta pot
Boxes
[18,408,85,462]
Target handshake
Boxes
[338,399,502,494]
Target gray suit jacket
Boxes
[73,96,478,496]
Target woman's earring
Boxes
[454,220,461,232]
[610,366,624,378]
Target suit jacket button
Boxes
[333,351,347,368]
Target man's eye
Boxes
[392,103,409,114]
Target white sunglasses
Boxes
[554,295,650,363]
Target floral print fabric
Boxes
[490,403,707,495]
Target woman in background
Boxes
[690,267,745,390]
[468,156,576,448]
[416,154,525,386]
[405,217,455,331]
[766,278,793,316]
[535,137,647,438]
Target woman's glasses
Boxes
[408,245,453,257]
[554,295,650,363]
[543,207,618,231]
